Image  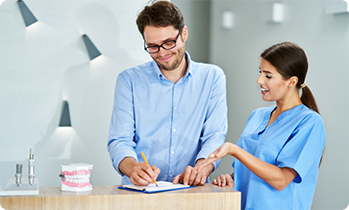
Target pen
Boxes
[141,152,158,187]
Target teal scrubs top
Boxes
[233,105,326,210]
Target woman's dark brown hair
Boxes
[261,42,319,114]
[136,1,184,37]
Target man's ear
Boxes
[181,25,188,42]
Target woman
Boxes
[195,42,326,210]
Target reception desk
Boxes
[0,184,240,210]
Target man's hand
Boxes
[119,157,160,186]
[172,159,214,186]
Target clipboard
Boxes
[118,181,194,193]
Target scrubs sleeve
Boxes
[276,113,326,183]
[107,73,138,176]
[196,67,228,171]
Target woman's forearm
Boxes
[231,144,297,191]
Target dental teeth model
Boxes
[59,163,93,192]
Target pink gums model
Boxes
[60,163,93,192]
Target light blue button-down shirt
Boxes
[108,52,227,184]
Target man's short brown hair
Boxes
[136,1,184,37]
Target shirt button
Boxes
[170,174,173,177]
[171,151,174,154]
[173,129,176,132]
[174,107,177,110]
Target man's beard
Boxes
[154,46,185,71]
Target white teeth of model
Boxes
[65,175,92,182]
[262,88,268,92]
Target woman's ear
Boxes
[288,76,298,88]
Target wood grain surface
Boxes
[0,184,240,210]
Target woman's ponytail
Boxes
[300,86,320,114]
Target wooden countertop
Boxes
[0,184,240,210]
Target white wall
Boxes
[209,0,349,209]
[0,0,150,187]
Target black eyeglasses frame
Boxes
[144,29,182,54]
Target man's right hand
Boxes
[119,157,160,186]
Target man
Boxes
[108,0,227,186]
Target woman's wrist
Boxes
[229,143,236,156]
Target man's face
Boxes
[143,25,187,72]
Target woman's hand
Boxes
[212,174,234,188]
[194,142,234,172]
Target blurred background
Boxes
[0,0,348,209]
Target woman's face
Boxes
[256,58,290,102]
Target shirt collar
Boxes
[184,52,192,78]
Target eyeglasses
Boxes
[144,29,182,54]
